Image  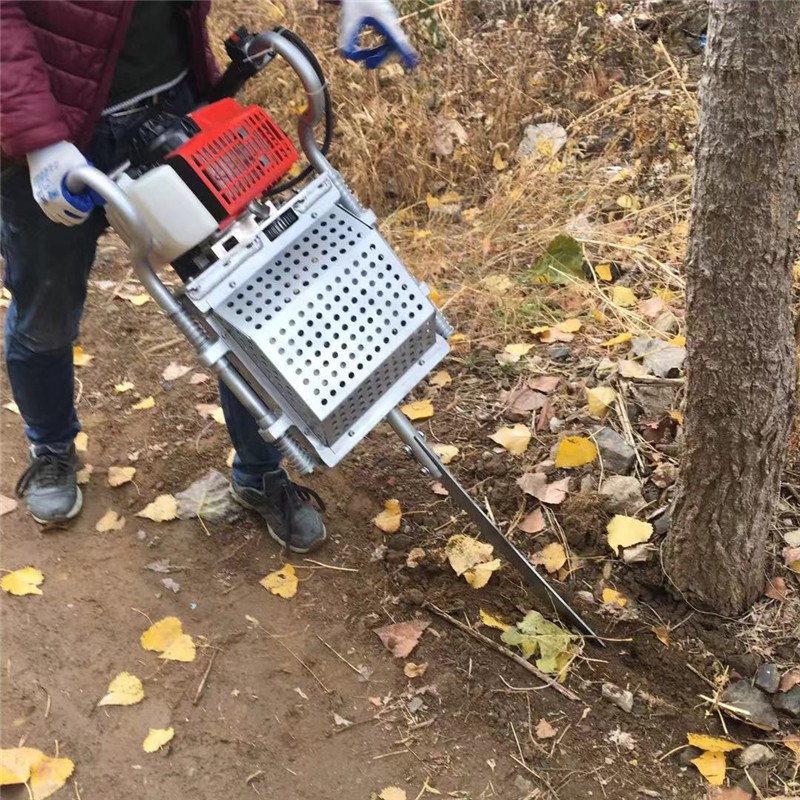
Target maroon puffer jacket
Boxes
[0,0,219,159]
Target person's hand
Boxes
[27,141,99,226]
[339,0,419,69]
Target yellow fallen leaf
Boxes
[0,747,44,785]
[1,566,44,596]
[505,342,534,357]
[400,399,434,421]
[428,285,442,306]
[690,750,726,786]
[479,609,510,631]
[2,401,20,415]
[97,671,144,707]
[114,381,135,394]
[602,332,633,347]
[407,229,431,240]
[555,436,597,468]
[616,194,640,211]
[655,287,677,301]
[669,334,686,347]
[686,734,742,753]
[95,509,125,533]
[602,588,628,607]
[530,325,550,335]
[260,563,298,599]
[653,625,670,646]
[556,319,582,333]
[539,327,573,343]
[482,274,515,293]
[532,542,567,573]
[607,515,653,555]
[448,332,468,346]
[131,396,155,411]
[595,263,613,281]
[140,616,196,662]
[586,386,617,418]
[465,558,502,589]
[107,466,136,487]
[143,727,174,754]
[136,494,178,522]
[123,293,151,306]
[403,661,428,678]
[379,789,407,800]
[492,149,508,171]
[76,465,93,485]
[429,370,452,387]
[446,534,494,575]
[74,431,88,452]
[669,409,684,425]
[72,345,93,366]
[432,443,459,464]
[612,286,637,308]
[373,498,402,533]
[29,755,74,800]
[489,423,531,455]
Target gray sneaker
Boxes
[15,444,82,524]
[231,468,326,554]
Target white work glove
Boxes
[339,0,419,69]
[27,141,99,226]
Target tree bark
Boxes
[663,0,800,616]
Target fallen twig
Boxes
[315,634,363,676]
[427,605,581,702]
[193,649,219,706]
[301,559,359,573]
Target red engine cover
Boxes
[166,98,299,224]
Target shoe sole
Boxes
[231,487,327,554]
[30,487,83,525]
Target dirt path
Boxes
[1,247,787,800]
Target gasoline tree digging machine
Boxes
[68,28,598,640]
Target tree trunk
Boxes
[663,0,800,616]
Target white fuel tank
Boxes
[115,165,218,264]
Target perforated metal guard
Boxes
[212,204,439,447]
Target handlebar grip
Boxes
[204,63,252,104]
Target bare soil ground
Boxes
[1,247,795,800]
[2,2,799,799]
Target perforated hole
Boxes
[217,211,437,443]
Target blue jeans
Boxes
[1,82,280,488]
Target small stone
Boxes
[575,590,596,606]
[580,475,596,493]
[772,685,800,718]
[754,663,780,694]
[599,475,645,515]
[652,506,672,535]
[593,427,635,474]
[601,682,634,713]
[514,774,535,797]
[650,462,678,489]
[720,681,780,730]
[548,344,571,361]
[387,533,412,551]
[516,122,567,160]
[652,310,679,334]
[549,417,565,433]
[400,588,425,607]
[737,743,774,768]
[677,746,703,766]
[622,543,654,564]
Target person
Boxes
[0,0,417,552]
